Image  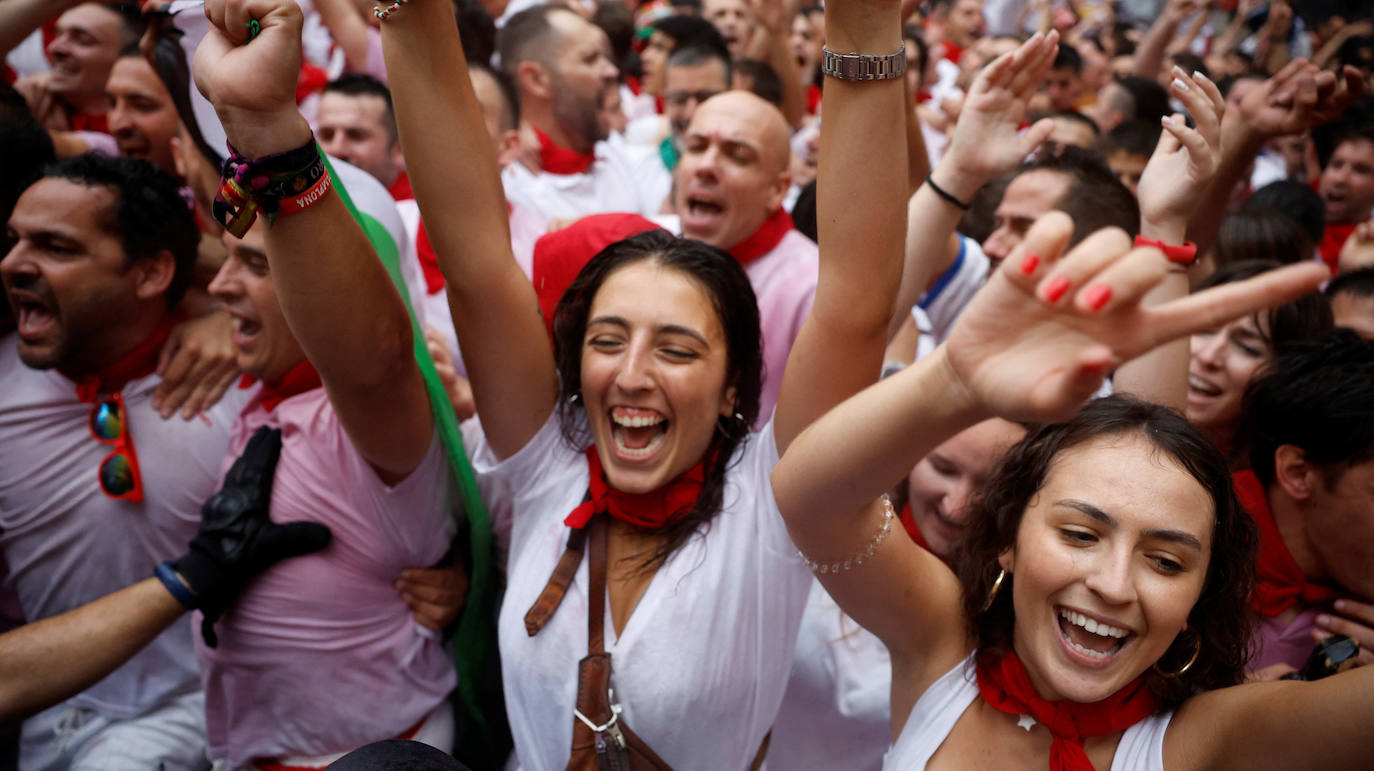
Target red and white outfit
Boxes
[501,129,672,221]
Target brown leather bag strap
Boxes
[524,525,590,637]
[586,515,608,654]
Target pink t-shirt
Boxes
[1250,607,1323,673]
[742,229,818,422]
[196,386,456,767]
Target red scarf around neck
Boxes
[975,649,1158,771]
[64,315,179,403]
[728,208,793,265]
[238,360,323,413]
[898,501,936,554]
[536,128,596,176]
[1233,470,1340,617]
[564,445,707,529]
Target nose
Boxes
[943,479,972,521]
[612,340,655,393]
[1191,332,1226,368]
[1083,549,1137,606]
[207,256,242,301]
[983,226,1015,263]
[108,101,133,134]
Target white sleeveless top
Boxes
[882,655,1172,770]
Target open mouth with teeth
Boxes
[610,407,668,459]
[8,292,58,341]
[1056,607,1132,661]
[685,195,724,219]
[230,315,262,348]
[1186,375,1222,398]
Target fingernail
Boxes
[1316,614,1332,627]
[1162,115,1175,126]
[1333,599,1347,611]
[1020,253,1040,275]
[1192,70,1207,81]
[1171,77,1188,92]
[1044,276,1071,303]
[1173,65,1186,77]
[1083,284,1112,311]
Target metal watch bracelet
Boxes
[820,46,907,81]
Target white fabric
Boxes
[500,133,672,221]
[466,414,813,770]
[908,234,990,358]
[624,114,667,146]
[4,29,48,79]
[882,655,1171,770]
[0,335,242,727]
[768,580,892,771]
[20,690,209,771]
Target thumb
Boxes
[1018,118,1055,158]
[255,521,333,564]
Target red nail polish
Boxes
[1084,284,1113,311]
[1044,276,1071,303]
[1020,253,1040,275]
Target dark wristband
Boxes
[155,561,198,610]
[925,172,972,210]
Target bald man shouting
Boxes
[672,91,817,420]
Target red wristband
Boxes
[1134,235,1197,267]
[276,171,333,217]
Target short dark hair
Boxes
[39,154,198,308]
[102,3,146,47]
[1214,207,1313,267]
[469,61,521,131]
[1052,44,1082,73]
[0,84,55,228]
[1015,145,1140,243]
[1044,109,1099,138]
[1195,259,1334,356]
[956,395,1257,707]
[665,41,732,83]
[1327,267,1374,301]
[551,231,763,573]
[732,59,783,108]
[652,14,728,54]
[322,74,397,141]
[1169,52,1208,81]
[499,4,577,82]
[592,1,635,69]
[453,0,497,66]
[1244,180,1326,246]
[1242,332,1374,487]
[1098,119,1161,158]
[1113,75,1171,124]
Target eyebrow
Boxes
[1056,498,1204,552]
[587,315,712,348]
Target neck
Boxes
[65,304,168,378]
[60,89,111,118]
[1267,487,1328,582]
[524,114,592,158]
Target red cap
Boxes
[532,213,664,340]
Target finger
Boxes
[185,368,239,419]
[395,566,459,589]
[1010,34,1057,96]
[998,210,1075,288]
[157,330,182,377]
[260,521,333,562]
[157,338,198,395]
[1026,344,1117,417]
[1161,115,1211,173]
[1169,74,1219,141]
[1071,247,1169,314]
[1152,116,1181,157]
[1190,69,1225,121]
[1149,262,1328,343]
[1333,598,1374,626]
[1016,117,1055,158]
[155,380,193,420]
[1035,225,1135,306]
[397,581,456,605]
[180,365,234,420]
[227,426,283,485]
[972,41,1019,94]
[405,601,448,632]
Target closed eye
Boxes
[1149,554,1185,574]
[1060,528,1097,544]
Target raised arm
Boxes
[773,211,1327,666]
[195,0,433,482]
[771,0,908,454]
[0,0,82,58]
[380,0,557,460]
[313,0,375,74]
[888,33,1059,341]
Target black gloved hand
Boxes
[174,426,332,647]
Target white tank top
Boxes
[882,655,1172,770]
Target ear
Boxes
[496,129,521,167]
[997,546,1014,573]
[518,60,553,101]
[389,139,406,172]
[766,168,791,213]
[1273,444,1319,502]
[132,249,177,302]
[170,135,187,180]
[718,383,738,419]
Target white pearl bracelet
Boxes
[798,495,896,575]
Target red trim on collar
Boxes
[728,208,793,265]
[64,314,180,403]
[239,359,324,413]
[536,128,596,175]
[1234,470,1341,616]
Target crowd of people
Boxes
[1,0,1373,768]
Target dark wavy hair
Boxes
[955,395,1257,708]
[550,230,763,572]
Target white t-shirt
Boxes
[768,580,892,771]
[0,334,245,718]
[466,413,813,770]
[501,133,672,221]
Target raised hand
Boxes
[1137,66,1224,234]
[1235,59,1367,142]
[942,31,1059,185]
[1338,220,1374,273]
[193,0,310,156]
[943,214,1329,422]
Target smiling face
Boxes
[209,224,306,383]
[581,259,735,494]
[1187,315,1273,450]
[46,3,128,106]
[674,92,790,250]
[999,433,1213,703]
[1318,138,1374,225]
[908,418,1026,557]
[107,56,180,175]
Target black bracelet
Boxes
[925,172,972,211]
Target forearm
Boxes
[761,27,807,129]
[0,579,183,723]
[312,0,373,72]
[0,0,82,56]
[905,96,932,195]
[1188,115,1264,256]
[381,0,556,458]
[1133,10,1180,78]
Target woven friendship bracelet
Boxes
[212,139,331,237]
[374,0,410,21]
[798,495,897,575]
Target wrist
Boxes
[929,159,986,206]
[218,110,312,160]
[1138,217,1187,245]
[928,343,994,428]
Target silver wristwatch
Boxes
[820,46,907,81]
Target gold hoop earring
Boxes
[1152,633,1201,678]
[980,568,1008,612]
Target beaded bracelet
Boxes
[374,0,410,21]
[798,495,896,575]
[213,138,331,238]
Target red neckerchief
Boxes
[238,360,323,413]
[806,83,822,114]
[536,128,596,176]
[564,445,707,529]
[898,501,952,566]
[1318,223,1356,274]
[63,315,179,403]
[296,62,329,105]
[728,208,793,265]
[940,38,964,64]
[388,170,414,202]
[69,112,109,134]
[1233,470,1341,617]
[975,649,1158,771]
